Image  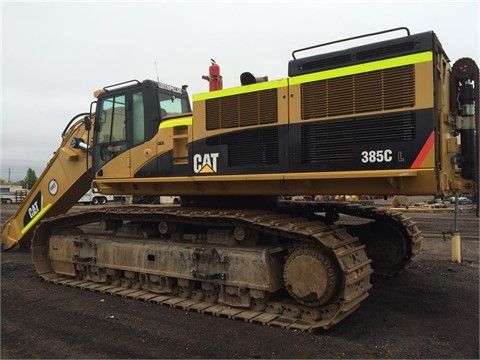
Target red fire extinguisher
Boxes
[202,59,223,91]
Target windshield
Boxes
[158,92,190,117]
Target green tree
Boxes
[22,168,38,189]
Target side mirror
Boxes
[84,116,91,131]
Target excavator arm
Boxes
[1,114,93,250]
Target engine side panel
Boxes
[93,31,475,198]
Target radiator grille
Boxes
[206,89,278,130]
[301,65,415,120]
[206,127,279,167]
[301,112,416,163]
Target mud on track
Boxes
[1,202,478,359]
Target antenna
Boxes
[155,62,160,83]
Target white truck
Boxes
[78,189,114,205]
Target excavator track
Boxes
[278,201,424,276]
[31,206,373,332]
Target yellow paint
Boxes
[289,51,433,85]
[98,168,420,184]
[199,165,214,174]
[193,79,289,102]
[21,203,53,235]
[193,52,431,103]
[159,117,193,129]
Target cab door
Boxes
[92,92,130,178]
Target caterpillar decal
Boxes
[193,153,219,174]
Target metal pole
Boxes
[451,194,461,263]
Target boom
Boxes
[1,115,92,250]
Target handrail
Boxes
[291,27,411,60]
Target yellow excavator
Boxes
[2,27,478,331]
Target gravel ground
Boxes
[1,201,478,359]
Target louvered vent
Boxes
[206,127,279,167]
[301,54,353,72]
[356,41,417,60]
[301,112,416,163]
[301,65,415,120]
[206,89,278,130]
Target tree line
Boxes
[0,168,38,189]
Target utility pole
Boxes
[8,168,11,183]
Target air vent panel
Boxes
[301,65,415,120]
[206,89,278,131]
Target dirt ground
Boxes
[1,201,479,359]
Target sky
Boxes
[1,0,479,182]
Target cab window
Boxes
[132,92,145,145]
[94,94,127,171]
[158,92,190,118]
[98,95,126,143]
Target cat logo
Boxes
[28,201,40,219]
[193,153,219,174]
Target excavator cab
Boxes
[91,80,191,175]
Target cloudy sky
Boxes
[1,0,479,182]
